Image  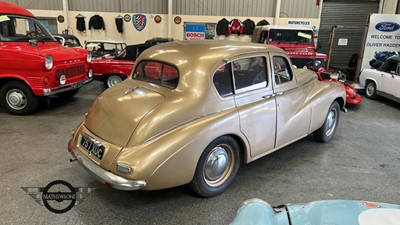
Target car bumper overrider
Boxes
[42,77,93,96]
[68,140,146,191]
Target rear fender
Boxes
[113,107,249,190]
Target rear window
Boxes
[133,61,179,89]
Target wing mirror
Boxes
[29,39,38,46]
[316,42,322,50]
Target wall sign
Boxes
[57,15,64,23]
[123,14,131,22]
[360,14,400,71]
[132,14,146,31]
[185,23,206,40]
[154,15,162,23]
[338,38,348,46]
[174,16,182,24]
[288,20,310,26]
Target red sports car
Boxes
[90,44,154,88]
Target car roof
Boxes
[0,2,34,17]
[137,40,285,72]
[86,40,126,44]
[258,25,313,31]
[54,34,79,39]
[386,56,400,63]
[115,43,155,61]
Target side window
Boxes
[213,64,234,97]
[397,63,400,75]
[233,56,267,93]
[273,56,293,85]
[385,62,398,73]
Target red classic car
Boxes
[0,2,92,115]
[90,43,155,88]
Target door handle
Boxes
[275,92,284,96]
[262,95,273,99]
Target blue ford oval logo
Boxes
[375,22,400,32]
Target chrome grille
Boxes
[56,64,85,80]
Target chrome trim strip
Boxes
[75,151,146,191]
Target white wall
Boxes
[29,9,320,45]
[24,0,399,45]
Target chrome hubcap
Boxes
[325,109,337,136]
[107,75,122,87]
[6,89,27,110]
[204,145,232,187]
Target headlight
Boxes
[45,55,53,70]
[314,60,322,68]
[87,52,92,63]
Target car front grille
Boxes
[56,64,85,80]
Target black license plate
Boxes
[80,136,104,160]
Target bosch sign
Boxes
[185,23,206,40]
[375,22,400,32]
[186,32,205,39]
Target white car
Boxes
[359,56,400,102]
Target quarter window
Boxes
[273,56,293,84]
[213,64,234,97]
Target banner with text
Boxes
[185,23,206,40]
[360,14,400,71]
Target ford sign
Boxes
[375,22,400,32]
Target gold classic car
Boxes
[68,41,346,197]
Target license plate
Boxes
[80,136,104,160]
[72,82,83,89]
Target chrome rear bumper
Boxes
[70,149,146,191]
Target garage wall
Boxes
[4,0,63,10]
[173,0,276,17]
[11,0,320,18]
[68,0,168,14]
[318,0,380,69]
[281,0,320,18]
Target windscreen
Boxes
[0,15,55,42]
[269,29,313,44]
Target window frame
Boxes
[132,60,180,89]
[272,55,294,85]
[212,55,269,98]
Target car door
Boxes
[380,60,400,98]
[228,56,277,158]
[270,54,311,148]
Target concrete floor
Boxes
[1,81,400,225]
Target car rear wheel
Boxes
[189,136,240,197]
[314,101,340,143]
[104,75,125,89]
[365,81,377,99]
[0,81,39,115]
